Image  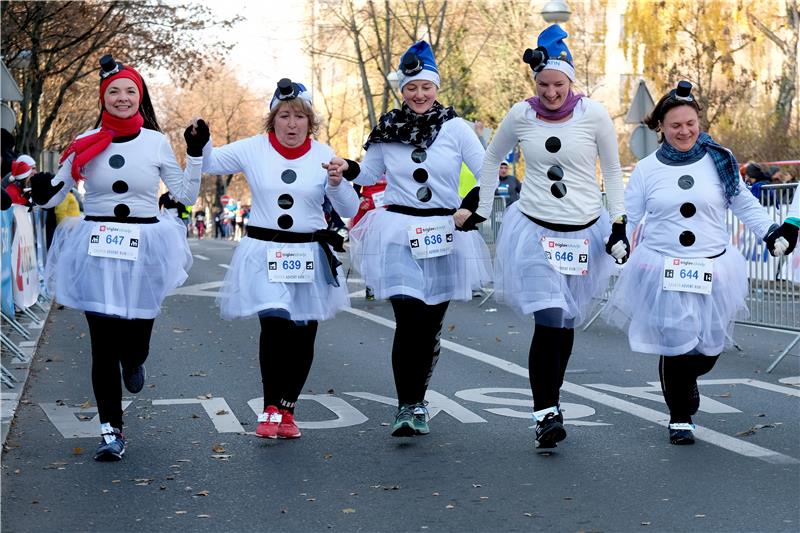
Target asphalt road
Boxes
[2,237,799,532]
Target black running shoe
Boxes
[94,423,126,461]
[669,423,695,445]
[122,364,146,394]
[535,412,567,448]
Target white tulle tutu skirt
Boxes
[348,209,492,305]
[494,203,615,327]
[604,244,748,356]
[46,214,191,319]
[217,236,349,321]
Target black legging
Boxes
[85,312,155,429]
[528,309,575,412]
[390,297,449,406]
[259,316,318,412]
[659,354,719,424]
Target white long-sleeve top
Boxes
[354,117,496,219]
[478,98,625,224]
[43,128,201,216]
[627,152,775,257]
[201,134,358,232]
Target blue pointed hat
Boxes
[270,78,312,111]
[397,41,440,90]
[536,24,574,81]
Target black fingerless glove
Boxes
[184,119,210,157]
[457,212,486,232]
[30,172,64,206]
[343,159,360,181]
[765,222,799,256]
[460,186,480,212]
[604,221,630,264]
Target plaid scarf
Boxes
[657,132,740,202]
[364,101,457,150]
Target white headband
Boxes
[537,59,575,82]
[398,69,441,91]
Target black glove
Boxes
[184,119,210,157]
[30,172,63,206]
[457,212,486,232]
[460,186,480,212]
[605,221,630,264]
[764,222,798,256]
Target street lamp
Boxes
[541,0,571,23]
[386,70,399,91]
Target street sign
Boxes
[629,124,659,160]
[220,195,231,205]
[625,79,656,124]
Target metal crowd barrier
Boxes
[728,183,798,371]
[1,205,52,388]
[478,196,507,246]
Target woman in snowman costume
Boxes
[201,79,359,440]
[604,81,798,445]
[31,54,208,461]
[328,41,495,437]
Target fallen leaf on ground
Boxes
[323,453,333,460]
[215,410,229,415]
[197,514,211,518]
[342,508,356,514]
[210,454,231,460]
[446,504,455,509]
[175,510,187,515]
[736,424,775,437]
[211,443,226,453]
[195,490,209,497]
[72,448,82,455]
[447,324,456,332]
[79,400,92,408]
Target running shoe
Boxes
[365,286,375,301]
[277,409,301,439]
[256,405,281,439]
[669,422,695,445]
[411,403,430,435]
[535,412,567,448]
[122,364,146,394]
[94,423,125,461]
[391,404,415,437]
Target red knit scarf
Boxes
[60,111,144,181]
[268,131,311,159]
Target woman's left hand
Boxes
[453,208,472,228]
[184,118,210,157]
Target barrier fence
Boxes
[1,204,51,389]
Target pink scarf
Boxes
[526,91,584,121]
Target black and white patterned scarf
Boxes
[364,101,458,150]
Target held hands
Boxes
[30,172,64,206]
[765,222,798,257]
[184,118,210,157]
[322,157,349,187]
[456,211,486,232]
[604,222,630,264]
[453,208,471,227]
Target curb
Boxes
[1,300,52,447]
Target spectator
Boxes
[495,162,521,206]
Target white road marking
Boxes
[152,398,243,433]
[343,306,800,465]
[168,281,224,298]
[247,395,367,430]
[778,376,800,387]
[345,390,487,423]
[694,378,800,397]
[218,264,230,270]
[586,383,741,413]
[193,254,210,261]
[40,401,133,438]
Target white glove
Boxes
[770,236,789,257]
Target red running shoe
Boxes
[277,409,301,439]
[256,405,281,438]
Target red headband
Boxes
[99,66,144,104]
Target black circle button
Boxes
[109,155,125,169]
[680,202,696,218]
[114,204,130,218]
[277,194,294,210]
[413,168,429,183]
[281,170,297,184]
[547,165,564,181]
[550,182,567,198]
[411,149,427,163]
[416,186,432,202]
[545,137,561,153]
[679,230,696,246]
[678,175,694,190]
[277,214,294,229]
[112,180,128,194]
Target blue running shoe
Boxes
[122,364,146,394]
[669,422,695,445]
[94,423,126,461]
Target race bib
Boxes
[540,237,589,276]
[372,191,386,209]
[88,223,141,261]
[267,245,315,283]
[662,257,713,295]
[407,219,454,260]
